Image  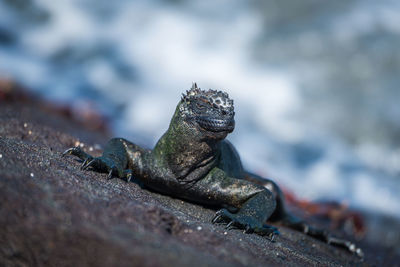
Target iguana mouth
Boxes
[196,116,235,133]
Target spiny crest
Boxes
[181,83,234,109]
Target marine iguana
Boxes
[63,83,363,257]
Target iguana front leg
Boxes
[62,138,146,182]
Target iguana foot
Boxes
[327,236,364,258]
[62,146,133,182]
[212,208,279,240]
[281,214,364,258]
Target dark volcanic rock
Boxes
[0,98,395,266]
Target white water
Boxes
[1,0,400,217]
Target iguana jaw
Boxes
[196,116,235,133]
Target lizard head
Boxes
[177,83,235,139]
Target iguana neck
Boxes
[153,106,221,178]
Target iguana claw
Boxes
[107,169,113,179]
[82,158,97,170]
[211,208,279,240]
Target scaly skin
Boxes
[63,83,363,257]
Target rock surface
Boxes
[0,97,397,266]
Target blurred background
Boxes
[0,0,399,219]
